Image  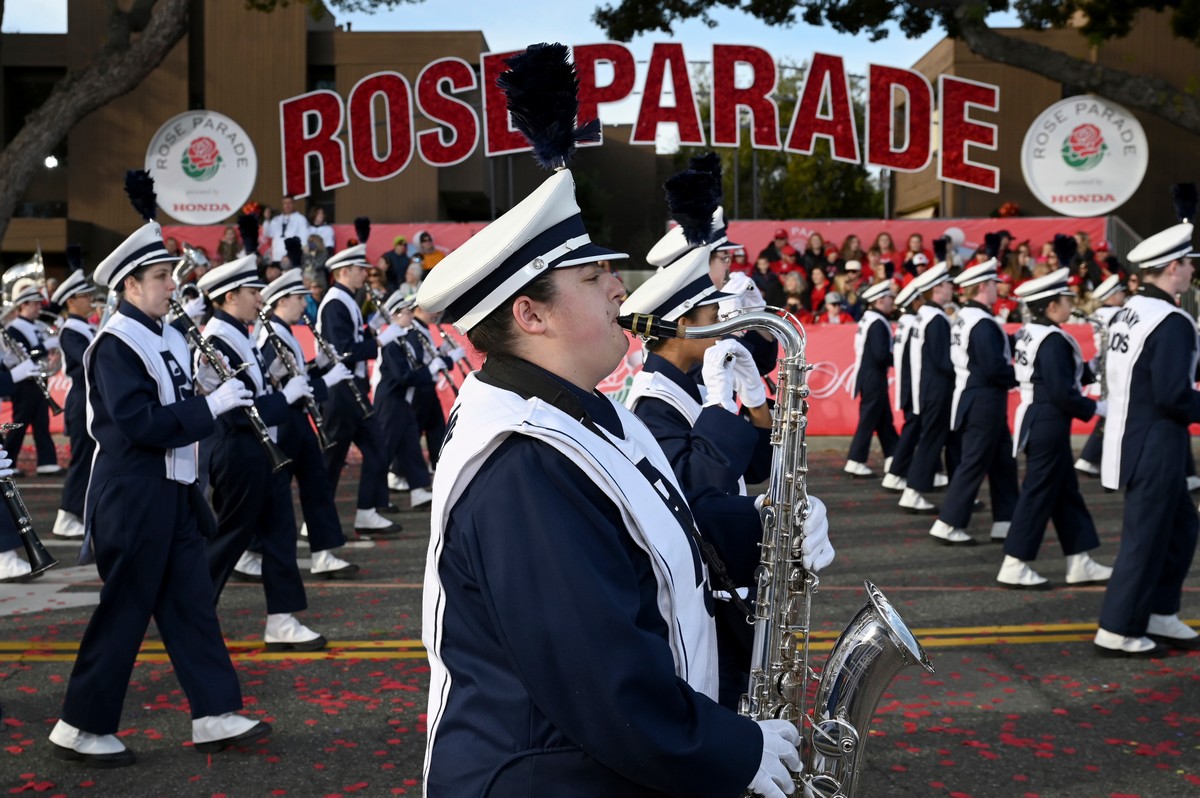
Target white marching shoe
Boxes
[933,472,949,488]
[264,613,327,652]
[52,510,85,538]
[880,472,906,492]
[49,719,134,768]
[299,522,308,538]
[1064,552,1112,585]
[883,456,893,473]
[1074,458,1100,477]
[990,522,1010,542]
[192,713,272,753]
[232,551,263,582]
[410,486,433,508]
[36,464,66,475]
[388,472,408,492]
[1093,627,1165,658]
[0,548,34,583]
[354,507,395,532]
[996,555,1049,589]
[843,460,874,477]
[311,548,360,579]
[1188,475,1200,492]
[1146,613,1200,650]
[899,487,936,514]
[929,519,975,546]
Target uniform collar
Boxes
[1138,283,1177,305]
[118,300,163,334]
[212,308,250,336]
[642,352,703,404]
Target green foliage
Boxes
[244,0,423,20]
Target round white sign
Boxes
[144,110,257,225]
[1020,96,1148,218]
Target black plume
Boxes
[933,236,948,263]
[238,213,259,257]
[984,232,1000,259]
[284,236,304,269]
[124,169,157,221]
[1172,183,1198,222]
[687,152,722,179]
[498,42,601,170]
[664,169,721,247]
[354,216,371,244]
[1053,233,1078,267]
[65,243,83,273]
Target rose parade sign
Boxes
[1020,96,1148,217]
[145,110,259,225]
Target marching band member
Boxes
[256,269,360,578]
[1000,268,1111,588]
[928,259,1019,545]
[881,279,923,492]
[317,245,403,533]
[844,281,898,477]
[900,264,954,514]
[49,197,268,765]
[374,292,434,508]
[403,304,451,473]
[50,264,96,539]
[419,42,803,798]
[3,278,62,475]
[195,257,326,651]
[0,440,34,581]
[1074,274,1126,477]
[1096,223,1200,656]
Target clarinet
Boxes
[435,322,472,378]
[300,315,374,418]
[0,424,57,577]
[0,326,63,415]
[256,310,335,452]
[168,300,292,473]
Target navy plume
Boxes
[354,217,371,245]
[238,213,259,257]
[1172,183,1198,222]
[932,236,948,264]
[498,43,601,170]
[664,169,720,247]
[65,243,83,273]
[1053,233,1078,267]
[284,236,304,269]
[124,169,158,221]
[984,232,1000,259]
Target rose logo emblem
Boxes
[181,136,222,181]
[1061,123,1106,171]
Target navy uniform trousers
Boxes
[376,337,433,490]
[59,324,95,518]
[405,326,448,469]
[1078,422,1103,467]
[847,322,898,464]
[0,367,23,553]
[908,314,956,493]
[322,377,390,511]
[4,381,56,467]
[940,391,1019,528]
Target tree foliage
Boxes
[243,0,422,20]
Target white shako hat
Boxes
[620,248,732,322]
[1092,273,1125,303]
[860,280,895,304]
[94,170,177,290]
[953,257,999,288]
[645,207,742,270]
[326,244,370,271]
[383,290,416,316]
[1126,222,1194,270]
[416,43,627,333]
[197,254,265,300]
[261,269,310,307]
[50,270,95,306]
[909,262,951,294]
[895,279,922,309]
[1014,267,1074,303]
[10,278,44,306]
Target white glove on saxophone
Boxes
[9,359,40,383]
[701,340,739,414]
[376,325,403,348]
[1093,399,1108,418]
[0,445,14,479]
[747,719,801,798]
[427,357,448,378]
[801,495,834,572]
[321,362,353,388]
[281,375,314,405]
[727,339,767,408]
[205,380,254,419]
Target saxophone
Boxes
[621,310,934,798]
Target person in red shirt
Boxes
[809,267,830,312]
[813,291,852,324]
[992,273,1019,321]
[777,246,806,277]
[902,233,933,275]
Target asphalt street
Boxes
[1,435,1197,797]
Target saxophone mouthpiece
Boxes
[617,313,682,340]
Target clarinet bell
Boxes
[24,533,59,578]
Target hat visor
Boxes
[554,241,629,269]
[697,289,734,306]
[716,240,743,252]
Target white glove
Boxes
[205,380,254,419]
[321,362,353,388]
[442,345,467,363]
[0,445,14,479]
[701,341,739,413]
[281,375,314,405]
[42,336,60,351]
[747,719,801,798]
[719,272,768,317]
[727,340,766,408]
[267,356,290,384]
[1094,399,1108,418]
[314,348,333,370]
[801,496,834,572]
[367,312,386,332]
[427,357,448,377]
[376,325,403,348]
[182,295,206,320]
[10,359,40,383]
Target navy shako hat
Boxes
[621,247,732,322]
[1014,267,1074,303]
[953,258,999,288]
[861,280,895,304]
[1092,273,1125,303]
[416,43,627,333]
[261,269,310,307]
[50,270,95,306]
[197,254,265,300]
[383,290,416,316]
[1126,222,1194,270]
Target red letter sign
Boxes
[416,57,480,167]
[784,53,860,164]
[865,64,933,172]
[482,50,529,157]
[347,72,414,182]
[631,43,705,147]
[938,75,999,192]
[279,90,348,199]
[711,44,780,149]
[574,43,636,147]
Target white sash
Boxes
[893,313,916,411]
[317,287,366,378]
[60,317,96,377]
[950,305,1010,430]
[625,369,703,425]
[911,304,946,415]
[852,310,889,400]
[200,316,278,443]
[1012,323,1081,456]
